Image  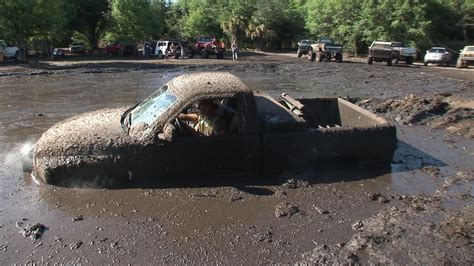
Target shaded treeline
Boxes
[0,0,472,56]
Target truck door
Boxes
[167,131,259,179]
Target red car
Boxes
[106,40,135,55]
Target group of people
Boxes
[143,39,239,60]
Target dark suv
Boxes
[297,39,313,57]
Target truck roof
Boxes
[169,72,251,101]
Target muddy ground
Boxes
[0,52,473,264]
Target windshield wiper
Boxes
[120,103,139,134]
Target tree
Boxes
[0,0,68,60]
[180,0,223,38]
[219,0,255,43]
[246,0,288,49]
[108,0,166,43]
[69,0,110,51]
[306,0,364,53]
[307,0,431,53]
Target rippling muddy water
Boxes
[1,54,473,264]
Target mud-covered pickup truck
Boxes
[368,41,416,65]
[30,72,397,187]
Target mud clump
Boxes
[367,192,389,203]
[16,222,48,241]
[300,243,359,265]
[300,177,474,264]
[431,107,474,138]
[274,202,300,218]
[360,94,473,138]
[368,94,449,125]
[72,215,85,222]
[282,178,310,189]
[421,165,441,177]
[69,240,83,250]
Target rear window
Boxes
[373,43,390,49]
[429,48,445,53]
[198,37,213,42]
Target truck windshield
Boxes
[129,85,178,128]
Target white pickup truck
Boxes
[0,40,20,61]
[390,42,417,64]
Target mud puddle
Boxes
[1,56,473,263]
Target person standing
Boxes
[180,43,185,59]
[231,39,239,61]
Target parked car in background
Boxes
[0,40,20,61]
[51,48,65,59]
[106,40,135,55]
[155,40,180,58]
[200,39,225,59]
[69,42,86,54]
[307,37,343,63]
[195,36,214,50]
[368,41,416,66]
[297,39,313,57]
[424,47,452,66]
[456,46,474,69]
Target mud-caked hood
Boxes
[35,107,134,157]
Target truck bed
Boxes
[255,94,388,130]
[256,94,397,174]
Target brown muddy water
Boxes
[0,60,473,264]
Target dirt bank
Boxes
[0,52,472,264]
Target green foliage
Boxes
[0,0,472,54]
[306,0,432,53]
[180,0,223,39]
[108,0,166,43]
[0,0,62,44]
[68,0,110,50]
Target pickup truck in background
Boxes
[0,40,20,61]
[457,46,474,69]
[368,41,416,66]
[307,37,343,63]
[29,72,397,187]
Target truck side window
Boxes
[176,97,240,137]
